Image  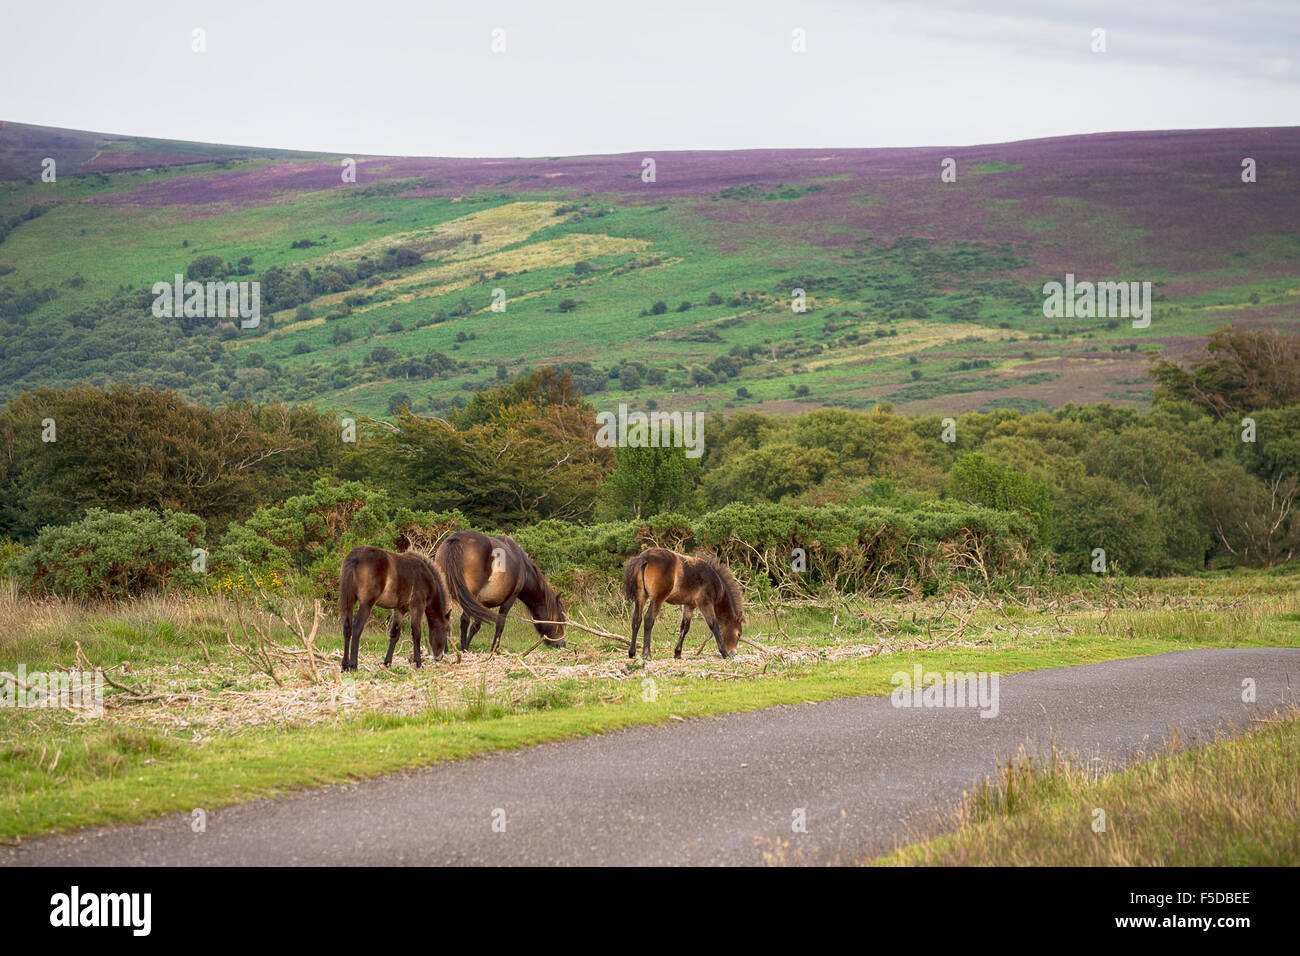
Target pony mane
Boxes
[513,540,564,626]
[697,552,745,623]
[405,545,437,567]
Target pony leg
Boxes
[674,606,694,659]
[341,604,354,672]
[383,611,402,667]
[349,602,373,670]
[410,612,423,668]
[458,614,472,653]
[642,599,662,659]
[704,614,728,659]
[489,596,517,653]
[465,618,484,650]
[628,597,644,659]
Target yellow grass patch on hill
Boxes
[800,321,1019,371]
[340,232,650,309]
[233,230,653,345]
[267,315,326,337]
[309,201,564,268]
[1201,288,1298,312]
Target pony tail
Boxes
[622,554,644,601]
[339,552,360,622]
[440,535,503,626]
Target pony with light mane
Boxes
[621,548,744,659]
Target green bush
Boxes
[949,452,1053,542]
[512,501,1035,595]
[510,519,640,576]
[0,539,24,582]
[1053,476,1163,574]
[12,509,205,600]
[214,479,391,582]
[694,500,1034,593]
[391,507,469,553]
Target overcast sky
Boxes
[3,0,1296,156]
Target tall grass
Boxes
[878,709,1300,866]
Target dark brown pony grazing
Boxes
[621,548,744,659]
[434,530,567,653]
[338,545,495,671]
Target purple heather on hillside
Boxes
[81,127,1300,278]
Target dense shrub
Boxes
[214,479,391,583]
[511,501,1036,595]
[510,519,640,576]
[1052,476,1163,575]
[391,507,469,553]
[213,480,469,595]
[12,509,204,599]
[949,452,1053,542]
[696,500,1035,593]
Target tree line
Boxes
[1,329,1297,600]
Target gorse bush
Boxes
[696,500,1036,594]
[12,508,204,600]
[949,452,1053,542]
[214,478,468,593]
[512,501,1037,595]
[213,478,391,586]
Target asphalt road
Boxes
[4,648,1298,866]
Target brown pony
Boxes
[338,545,495,671]
[621,548,744,659]
[434,530,567,653]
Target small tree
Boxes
[620,365,643,390]
[186,254,226,280]
[602,446,701,519]
[949,453,1053,542]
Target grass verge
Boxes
[1,572,1298,841]
[874,707,1300,866]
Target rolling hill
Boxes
[1,120,1297,418]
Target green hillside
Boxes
[2,121,1297,418]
